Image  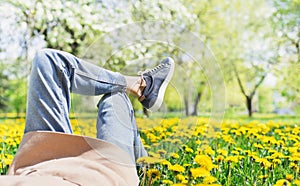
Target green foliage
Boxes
[275,63,300,103]
[0,67,9,110]
[293,104,300,115]
[0,0,299,115]
[4,0,108,55]
[271,0,300,63]
[164,86,182,112]
[7,80,27,115]
[258,87,274,113]
[129,94,143,113]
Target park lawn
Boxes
[0,116,300,186]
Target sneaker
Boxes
[138,57,175,112]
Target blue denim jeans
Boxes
[25,48,147,163]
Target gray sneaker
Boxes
[138,57,175,112]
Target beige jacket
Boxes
[0,131,139,186]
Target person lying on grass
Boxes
[0,48,174,186]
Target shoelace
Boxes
[137,63,165,76]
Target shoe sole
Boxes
[148,57,175,112]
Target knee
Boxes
[97,92,135,133]
[97,92,133,114]
[32,49,52,69]
[32,49,63,73]
[34,49,53,61]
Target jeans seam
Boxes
[57,69,65,130]
[75,70,125,86]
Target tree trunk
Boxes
[184,94,189,116]
[246,96,252,117]
[191,92,202,116]
[143,107,149,118]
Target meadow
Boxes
[0,114,300,186]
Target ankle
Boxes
[137,77,146,97]
[125,76,146,97]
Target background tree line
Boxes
[0,0,299,117]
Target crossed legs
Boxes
[25,48,146,162]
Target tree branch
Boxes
[250,74,267,98]
[233,63,247,96]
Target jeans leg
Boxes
[97,92,147,163]
[25,49,127,133]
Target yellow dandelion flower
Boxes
[232,150,240,155]
[190,167,210,178]
[3,158,12,165]
[148,151,161,158]
[244,150,256,156]
[259,175,268,179]
[140,138,146,145]
[255,158,272,168]
[143,145,151,149]
[157,149,167,156]
[222,135,235,144]
[272,152,285,159]
[286,174,293,181]
[176,174,186,181]
[136,156,163,165]
[171,184,186,186]
[147,168,160,180]
[203,175,217,184]
[268,149,278,154]
[183,163,191,167]
[237,155,245,161]
[290,157,300,163]
[225,156,239,163]
[293,153,300,158]
[170,152,180,159]
[216,155,224,163]
[194,155,215,171]
[204,146,215,155]
[273,159,281,164]
[250,155,260,161]
[195,140,201,145]
[274,179,291,186]
[160,159,172,167]
[235,147,243,152]
[162,180,173,184]
[254,143,264,149]
[169,164,185,173]
[181,180,188,184]
[217,149,228,156]
[289,162,299,172]
[185,147,194,153]
[294,180,300,186]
